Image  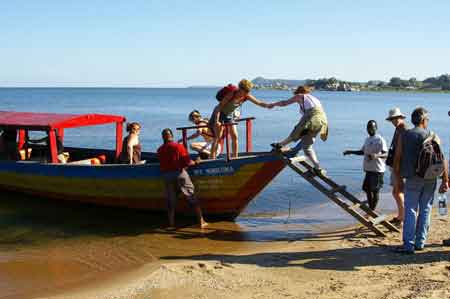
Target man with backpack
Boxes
[393,107,448,254]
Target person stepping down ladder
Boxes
[268,85,328,176]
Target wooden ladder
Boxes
[276,152,400,237]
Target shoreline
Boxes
[33,210,450,299]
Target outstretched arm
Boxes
[269,95,301,108]
[178,131,201,143]
[343,150,364,156]
[246,94,271,108]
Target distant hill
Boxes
[251,77,306,88]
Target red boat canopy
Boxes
[0,111,125,130]
[0,111,126,163]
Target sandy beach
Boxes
[27,209,449,299]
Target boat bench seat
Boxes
[67,154,106,165]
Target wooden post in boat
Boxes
[224,124,230,161]
[115,121,123,161]
[245,118,252,153]
[182,129,188,150]
[48,129,58,163]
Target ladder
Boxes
[275,151,400,237]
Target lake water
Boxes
[0,88,449,297]
[1,88,449,214]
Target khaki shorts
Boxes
[163,169,198,211]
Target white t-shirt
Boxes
[361,134,387,173]
[300,94,322,115]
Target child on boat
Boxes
[182,110,221,159]
[269,85,328,175]
[343,120,388,210]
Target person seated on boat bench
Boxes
[268,85,328,176]
[343,120,387,210]
[0,129,19,160]
[181,110,220,159]
[157,128,208,229]
[26,131,66,163]
[119,122,142,165]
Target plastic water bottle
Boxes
[438,193,448,216]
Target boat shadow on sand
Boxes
[1,192,359,248]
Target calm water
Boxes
[1,88,449,297]
[1,88,449,214]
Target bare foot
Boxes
[200,221,209,229]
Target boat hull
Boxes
[0,153,285,220]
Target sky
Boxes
[1,0,449,87]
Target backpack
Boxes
[416,132,445,179]
[216,84,237,101]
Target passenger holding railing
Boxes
[208,79,272,159]
[182,110,221,159]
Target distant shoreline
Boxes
[0,86,449,94]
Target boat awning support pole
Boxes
[18,129,26,150]
[224,124,230,161]
[48,129,58,163]
[245,118,252,152]
[182,129,188,150]
[115,121,123,160]
[57,128,64,142]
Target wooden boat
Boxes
[0,111,297,220]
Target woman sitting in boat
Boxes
[208,79,272,159]
[269,85,328,175]
[183,110,221,159]
[119,122,142,165]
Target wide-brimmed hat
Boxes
[386,107,406,121]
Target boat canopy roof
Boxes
[0,111,126,130]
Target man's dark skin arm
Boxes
[343,150,364,156]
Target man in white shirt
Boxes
[343,120,388,210]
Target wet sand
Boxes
[0,193,354,299]
[3,192,450,299]
[41,211,450,299]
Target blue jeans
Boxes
[402,176,436,251]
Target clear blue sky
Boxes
[1,0,449,87]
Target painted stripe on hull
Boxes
[0,159,285,218]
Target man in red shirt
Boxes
[157,128,208,228]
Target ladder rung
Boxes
[372,215,387,225]
[329,185,346,194]
[349,201,369,210]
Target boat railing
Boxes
[176,117,255,161]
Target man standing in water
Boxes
[157,128,208,228]
[343,120,387,210]
[385,108,407,224]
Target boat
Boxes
[0,111,298,220]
